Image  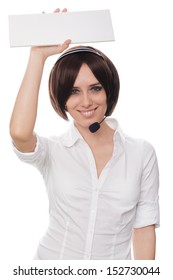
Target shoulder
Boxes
[124,135,155,156]
[125,134,154,150]
[111,118,157,158]
[34,132,66,155]
[124,134,157,161]
[44,133,66,149]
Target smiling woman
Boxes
[49,46,119,121]
[65,64,107,132]
[9,11,159,260]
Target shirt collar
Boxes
[61,122,83,147]
[61,118,126,148]
[107,118,126,148]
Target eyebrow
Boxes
[90,83,102,87]
[72,83,102,88]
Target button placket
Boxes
[84,186,99,259]
[83,143,100,259]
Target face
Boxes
[66,63,107,131]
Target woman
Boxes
[10,11,159,260]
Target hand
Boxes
[31,8,71,61]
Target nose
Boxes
[82,92,93,108]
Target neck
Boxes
[74,120,114,146]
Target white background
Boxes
[1,0,173,278]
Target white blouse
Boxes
[13,119,160,260]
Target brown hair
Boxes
[49,46,120,120]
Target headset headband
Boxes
[57,47,104,61]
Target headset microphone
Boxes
[89,117,106,133]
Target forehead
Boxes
[73,64,99,86]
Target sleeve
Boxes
[133,141,160,228]
[12,133,50,175]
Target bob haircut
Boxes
[49,46,120,120]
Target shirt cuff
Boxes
[12,134,41,162]
[133,197,160,228]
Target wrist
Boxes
[30,47,47,64]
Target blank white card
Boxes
[8,10,115,47]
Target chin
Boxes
[74,120,92,130]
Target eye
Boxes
[71,88,80,95]
[90,85,103,92]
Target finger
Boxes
[54,8,60,13]
[57,39,71,52]
[64,39,71,45]
[61,39,71,50]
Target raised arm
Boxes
[10,10,71,152]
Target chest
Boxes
[47,144,141,214]
[90,143,114,177]
[47,139,142,194]
[46,141,142,218]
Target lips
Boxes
[79,108,97,118]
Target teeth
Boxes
[82,110,95,117]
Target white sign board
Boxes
[9,10,115,47]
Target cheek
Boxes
[95,92,107,105]
[101,93,108,111]
[66,96,79,109]
[103,94,107,104]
